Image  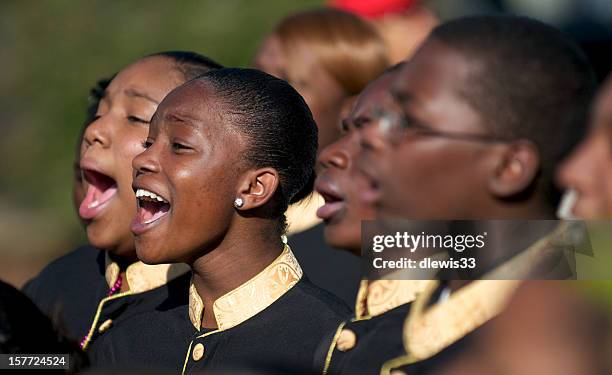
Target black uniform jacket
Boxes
[317,279,429,375]
[23,245,190,352]
[383,223,577,375]
[90,245,351,374]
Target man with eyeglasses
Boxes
[319,15,596,375]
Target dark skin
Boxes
[354,39,557,288]
[356,39,553,221]
[557,77,612,219]
[80,56,184,287]
[315,74,395,255]
[132,80,284,329]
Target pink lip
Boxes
[315,176,346,221]
[78,164,118,220]
[316,201,345,221]
[79,189,117,220]
[130,214,168,236]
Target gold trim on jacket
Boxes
[322,277,428,374]
[354,278,429,319]
[105,254,190,293]
[81,256,190,350]
[381,222,573,375]
[188,244,303,331]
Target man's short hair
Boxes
[431,15,598,205]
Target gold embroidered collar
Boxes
[105,254,190,294]
[188,245,303,331]
[354,278,429,319]
[401,222,572,361]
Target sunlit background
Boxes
[1,0,611,297]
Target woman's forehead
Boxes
[107,57,181,98]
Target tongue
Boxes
[136,200,170,224]
[79,182,118,219]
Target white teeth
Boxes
[135,188,168,203]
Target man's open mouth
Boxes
[79,169,118,220]
[132,188,171,233]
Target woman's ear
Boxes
[234,168,280,210]
[488,140,540,198]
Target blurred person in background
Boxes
[346,15,596,375]
[313,63,429,375]
[73,77,112,224]
[252,7,390,306]
[329,0,439,64]
[430,282,611,375]
[23,52,221,363]
[557,73,612,219]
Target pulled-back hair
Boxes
[430,15,597,205]
[196,68,318,232]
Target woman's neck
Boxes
[191,221,284,329]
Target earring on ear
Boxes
[234,197,244,209]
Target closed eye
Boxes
[127,115,150,124]
[172,143,192,152]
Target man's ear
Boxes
[488,140,540,198]
[234,168,280,210]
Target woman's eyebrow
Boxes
[125,88,160,105]
[163,111,202,127]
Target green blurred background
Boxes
[0,0,322,287]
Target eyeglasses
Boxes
[367,106,515,146]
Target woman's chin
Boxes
[135,244,164,265]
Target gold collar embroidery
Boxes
[354,278,429,319]
[188,245,303,331]
[401,222,572,361]
[105,254,190,294]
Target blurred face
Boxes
[79,56,183,258]
[434,282,608,375]
[253,34,346,152]
[315,76,394,253]
[356,40,498,219]
[132,80,245,264]
[557,79,612,218]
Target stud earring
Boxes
[234,197,244,208]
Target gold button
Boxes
[192,343,205,361]
[336,329,357,352]
[98,319,113,334]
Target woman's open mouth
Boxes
[315,179,346,221]
[79,169,118,220]
[131,188,171,235]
